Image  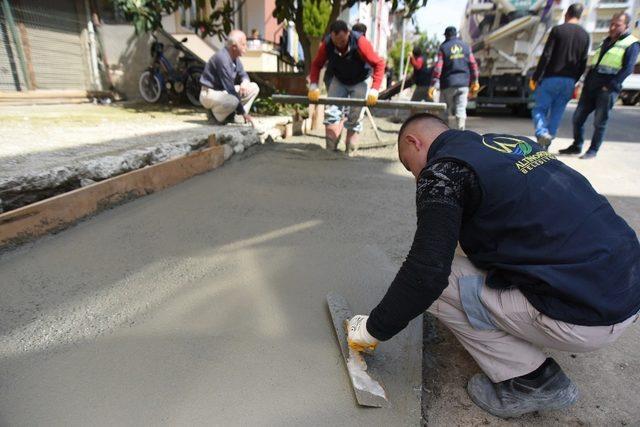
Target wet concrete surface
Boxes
[2,105,639,425]
[0,143,421,426]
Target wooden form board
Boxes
[0,144,225,250]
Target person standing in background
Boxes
[408,46,434,114]
[530,3,589,150]
[560,12,639,159]
[429,27,480,130]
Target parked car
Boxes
[620,73,640,106]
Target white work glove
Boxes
[366,88,379,107]
[308,83,320,102]
[347,315,379,352]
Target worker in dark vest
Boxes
[429,27,480,130]
[308,20,385,155]
[347,113,640,418]
[408,46,434,115]
[560,12,639,159]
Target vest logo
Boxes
[449,44,465,60]
[482,136,532,156]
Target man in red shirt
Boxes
[308,20,385,155]
[408,46,434,114]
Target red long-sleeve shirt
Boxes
[309,35,386,90]
[410,56,424,70]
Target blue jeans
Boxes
[572,85,618,153]
[531,76,575,138]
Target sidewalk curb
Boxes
[0,143,225,251]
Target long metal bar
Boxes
[272,94,447,111]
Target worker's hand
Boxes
[347,315,378,353]
[470,81,480,96]
[366,88,379,107]
[308,84,320,103]
[528,78,537,92]
[243,114,255,127]
[572,82,582,99]
[428,86,436,100]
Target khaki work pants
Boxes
[199,82,260,122]
[427,255,639,383]
[441,86,469,130]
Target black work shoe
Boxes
[467,359,579,418]
[536,134,552,151]
[558,145,582,155]
[206,110,232,125]
[206,110,219,124]
[579,150,597,160]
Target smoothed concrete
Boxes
[0,143,421,426]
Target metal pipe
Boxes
[84,0,102,91]
[399,18,406,83]
[1,0,32,90]
[272,95,447,111]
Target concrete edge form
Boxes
[0,144,225,250]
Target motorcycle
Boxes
[138,33,203,107]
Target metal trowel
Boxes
[326,292,388,407]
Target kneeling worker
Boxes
[199,30,259,126]
[348,113,640,418]
[308,20,385,154]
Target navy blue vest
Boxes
[428,130,640,326]
[439,38,472,89]
[325,32,371,86]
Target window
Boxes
[96,0,127,24]
[179,0,197,30]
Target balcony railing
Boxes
[597,0,629,9]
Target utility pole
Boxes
[399,17,406,81]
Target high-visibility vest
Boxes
[591,34,639,75]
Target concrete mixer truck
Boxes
[460,0,562,115]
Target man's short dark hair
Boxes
[412,46,422,57]
[330,20,349,34]
[398,113,449,143]
[566,3,584,19]
[352,23,367,35]
[612,12,631,25]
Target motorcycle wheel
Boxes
[139,70,162,103]
[185,70,203,107]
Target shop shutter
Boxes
[13,0,90,90]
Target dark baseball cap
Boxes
[444,26,457,37]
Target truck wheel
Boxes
[621,91,639,106]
